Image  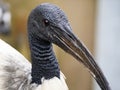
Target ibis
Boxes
[0,3,111,90]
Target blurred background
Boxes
[0,0,120,90]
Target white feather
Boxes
[35,72,68,90]
[0,39,68,90]
[0,39,31,90]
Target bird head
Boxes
[28,3,70,43]
[28,3,110,90]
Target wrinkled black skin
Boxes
[28,5,64,84]
[28,3,69,84]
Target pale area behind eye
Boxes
[3,11,11,24]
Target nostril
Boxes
[68,34,73,39]
[0,20,4,26]
[67,33,75,41]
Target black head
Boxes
[28,3,70,43]
[27,3,111,90]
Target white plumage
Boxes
[0,39,68,90]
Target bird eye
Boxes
[43,19,50,26]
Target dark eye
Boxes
[43,19,50,26]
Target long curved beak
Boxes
[51,24,111,90]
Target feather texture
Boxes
[0,39,68,90]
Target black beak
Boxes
[51,24,111,90]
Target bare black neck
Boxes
[29,36,60,84]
